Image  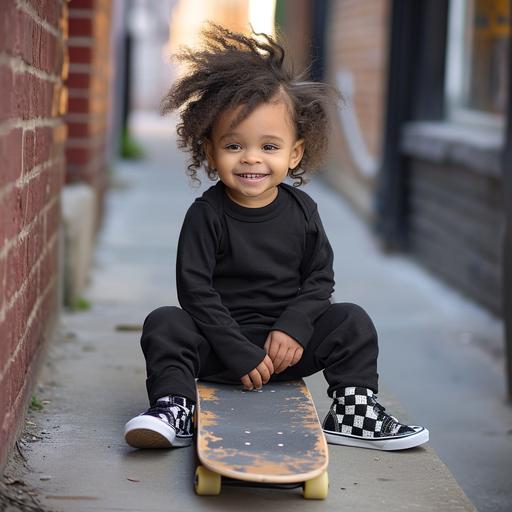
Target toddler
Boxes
[124,23,428,451]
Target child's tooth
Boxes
[239,173,266,179]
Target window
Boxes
[445,0,510,129]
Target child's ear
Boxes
[203,138,215,168]
[289,138,305,170]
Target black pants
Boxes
[141,303,379,405]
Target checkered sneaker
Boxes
[124,395,195,449]
[154,395,195,433]
[322,387,429,451]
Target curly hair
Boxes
[161,22,341,186]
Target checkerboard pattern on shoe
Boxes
[153,395,195,436]
[124,395,195,449]
[322,387,429,451]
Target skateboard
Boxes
[194,379,329,499]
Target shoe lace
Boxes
[147,401,195,435]
[371,397,399,423]
[373,400,387,416]
[370,396,412,435]
[146,403,178,425]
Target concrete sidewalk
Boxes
[6,111,509,511]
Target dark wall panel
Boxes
[408,159,504,314]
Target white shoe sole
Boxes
[324,427,429,451]
[124,416,193,449]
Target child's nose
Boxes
[240,149,262,164]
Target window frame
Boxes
[444,0,506,131]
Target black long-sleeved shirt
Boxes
[176,180,335,377]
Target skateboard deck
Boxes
[195,379,329,498]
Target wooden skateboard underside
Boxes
[196,379,329,484]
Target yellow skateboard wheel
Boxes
[303,471,329,500]
[195,465,221,496]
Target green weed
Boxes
[30,395,44,411]
[120,128,145,160]
[71,297,91,311]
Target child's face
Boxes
[205,99,304,208]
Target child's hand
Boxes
[264,330,304,374]
[240,355,274,390]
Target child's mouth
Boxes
[235,173,270,183]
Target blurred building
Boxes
[66,0,115,222]
[277,0,511,393]
[376,0,508,318]
[129,0,277,112]
[279,0,510,317]
[128,0,177,111]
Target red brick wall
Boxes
[66,0,113,231]
[277,0,312,73]
[324,0,391,220]
[328,0,389,158]
[276,0,391,220]
[0,0,68,469]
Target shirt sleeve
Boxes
[271,208,335,348]
[176,200,266,377]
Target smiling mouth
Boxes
[235,173,270,179]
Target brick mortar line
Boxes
[1,325,52,430]
[0,257,58,384]
[68,63,92,73]
[16,0,63,39]
[0,223,58,322]
[68,8,94,18]
[0,181,14,204]
[67,89,93,98]
[0,53,62,83]
[66,135,108,148]
[0,154,64,205]
[0,187,59,264]
[0,236,41,325]
[64,112,105,123]
[68,36,94,47]
[1,362,32,432]
[0,117,64,138]
[19,155,65,188]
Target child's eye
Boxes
[262,144,279,151]
[225,144,241,151]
